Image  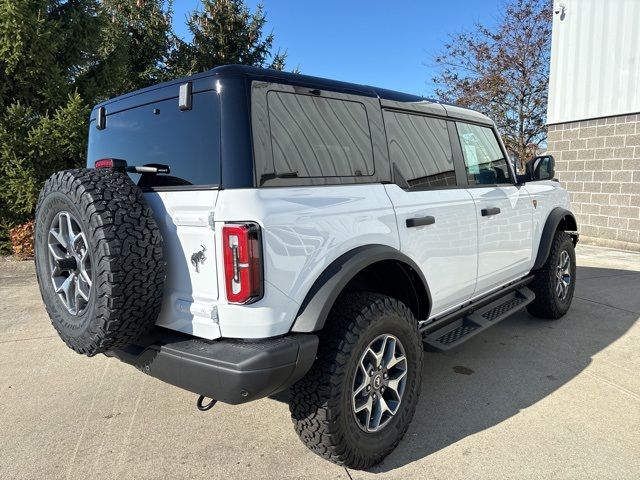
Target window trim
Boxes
[139,184,221,193]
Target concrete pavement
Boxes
[1,244,638,479]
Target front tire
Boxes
[289,292,423,469]
[527,231,576,319]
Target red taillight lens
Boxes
[95,159,114,169]
[222,223,263,304]
[95,158,127,169]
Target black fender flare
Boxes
[290,244,432,333]
[533,208,578,270]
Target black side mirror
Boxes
[526,154,555,181]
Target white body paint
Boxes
[145,180,571,340]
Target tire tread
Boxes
[35,169,165,355]
[527,231,575,319]
[289,292,421,469]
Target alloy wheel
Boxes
[47,212,92,315]
[555,249,571,301]
[352,334,408,433]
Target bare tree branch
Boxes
[432,0,552,171]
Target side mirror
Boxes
[526,154,555,181]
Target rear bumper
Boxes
[107,329,318,404]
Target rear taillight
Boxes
[222,223,263,304]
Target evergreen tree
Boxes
[168,0,286,77]
[87,0,173,97]
[0,1,98,251]
[0,94,90,252]
[0,0,68,111]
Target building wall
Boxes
[547,114,640,251]
[548,0,640,124]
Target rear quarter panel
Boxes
[213,185,399,338]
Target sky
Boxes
[172,0,503,98]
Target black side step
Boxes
[422,287,535,351]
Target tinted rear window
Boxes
[383,111,455,189]
[88,90,220,187]
[267,91,374,177]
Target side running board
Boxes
[422,286,535,351]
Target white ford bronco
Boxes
[34,65,578,469]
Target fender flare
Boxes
[290,244,432,333]
[532,207,578,270]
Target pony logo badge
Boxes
[191,244,207,273]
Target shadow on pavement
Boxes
[270,265,639,472]
[370,265,639,472]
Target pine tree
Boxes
[167,0,286,77]
[0,1,97,252]
[0,93,90,252]
[89,0,173,97]
[0,0,68,111]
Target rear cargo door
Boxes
[143,190,220,339]
[88,84,222,339]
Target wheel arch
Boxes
[290,245,432,333]
[533,207,578,270]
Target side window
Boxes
[267,91,373,177]
[456,122,511,185]
[383,110,456,189]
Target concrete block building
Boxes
[546,0,640,251]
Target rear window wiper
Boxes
[130,163,171,174]
[95,158,170,175]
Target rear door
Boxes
[454,122,533,295]
[88,85,222,339]
[382,109,478,317]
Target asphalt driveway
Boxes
[1,244,639,479]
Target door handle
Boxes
[481,207,501,216]
[406,216,436,228]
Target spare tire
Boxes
[34,168,165,355]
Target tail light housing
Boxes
[222,223,263,304]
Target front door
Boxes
[454,121,533,295]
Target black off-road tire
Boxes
[527,231,576,319]
[289,292,423,470]
[34,169,165,355]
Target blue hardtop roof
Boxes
[93,64,493,126]
[96,64,429,107]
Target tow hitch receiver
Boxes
[197,395,217,411]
